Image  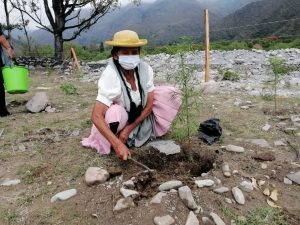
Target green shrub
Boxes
[222,70,240,81]
[60,83,78,95]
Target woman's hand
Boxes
[115,143,131,160]
[119,125,132,143]
[6,47,13,59]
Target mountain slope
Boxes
[212,0,300,40]
[30,0,256,45]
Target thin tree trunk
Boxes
[54,33,63,63]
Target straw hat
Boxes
[105,30,147,47]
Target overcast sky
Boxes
[0,0,156,30]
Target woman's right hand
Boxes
[115,143,131,160]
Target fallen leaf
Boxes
[267,199,281,208]
[270,189,278,201]
[251,178,258,189]
[263,187,270,196]
[258,180,265,187]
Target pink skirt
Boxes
[81,86,181,155]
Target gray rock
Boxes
[85,167,109,186]
[262,124,271,131]
[249,139,270,148]
[122,180,135,189]
[26,92,49,113]
[113,198,135,212]
[154,215,175,225]
[195,179,215,188]
[214,187,230,194]
[151,192,167,204]
[0,178,21,186]
[185,211,199,225]
[202,217,213,224]
[222,145,245,153]
[51,189,77,202]
[159,180,183,191]
[210,212,226,225]
[225,198,233,204]
[178,186,198,210]
[274,140,286,146]
[232,187,245,204]
[148,140,181,155]
[222,162,231,177]
[261,163,268,169]
[45,105,56,113]
[286,171,300,185]
[240,181,253,191]
[120,188,139,198]
[284,177,293,185]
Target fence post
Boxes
[70,47,80,70]
[204,9,210,82]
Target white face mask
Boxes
[118,55,140,70]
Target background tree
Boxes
[11,0,140,63]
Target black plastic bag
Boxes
[198,118,222,145]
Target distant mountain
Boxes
[212,0,300,40]
[28,0,256,46]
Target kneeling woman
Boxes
[82,30,181,160]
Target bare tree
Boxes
[11,0,140,63]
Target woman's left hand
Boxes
[119,125,132,143]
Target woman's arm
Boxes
[0,35,13,58]
[91,101,131,160]
[119,91,154,143]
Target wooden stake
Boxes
[70,47,80,70]
[204,9,210,82]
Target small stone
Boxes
[202,217,212,224]
[253,152,275,161]
[284,128,297,134]
[159,180,183,191]
[225,198,232,204]
[274,140,286,146]
[185,211,199,225]
[222,162,231,177]
[85,167,109,186]
[232,187,245,205]
[286,171,300,185]
[18,143,26,151]
[51,189,77,203]
[283,177,293,185]
[232,170,239,175]
[154,215,175,225]
[170,189,177,193]
[122,180,135,189]
[178,186,198,210]
[222,145,245,153]
[113,198,135,212]
[107,166,122,177]
[262,124,271,131]
[26,92,50,113]
[240,181,253,191]
[120,188,139,198]
[195,179,215,188]
[45,105,56,113]
[194,206,203,214]
[210,212,226,225]
[214,187,230,194]
[249,139,270,148]
[261,163,268,169]
[150,192,167,204]
[0,178,21,186]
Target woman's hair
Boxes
[111,47,141,56]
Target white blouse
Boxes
[96,60,155,108]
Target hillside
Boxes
[212,0,300,40]
[29,0,255,46]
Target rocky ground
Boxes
[0,49,299,225]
